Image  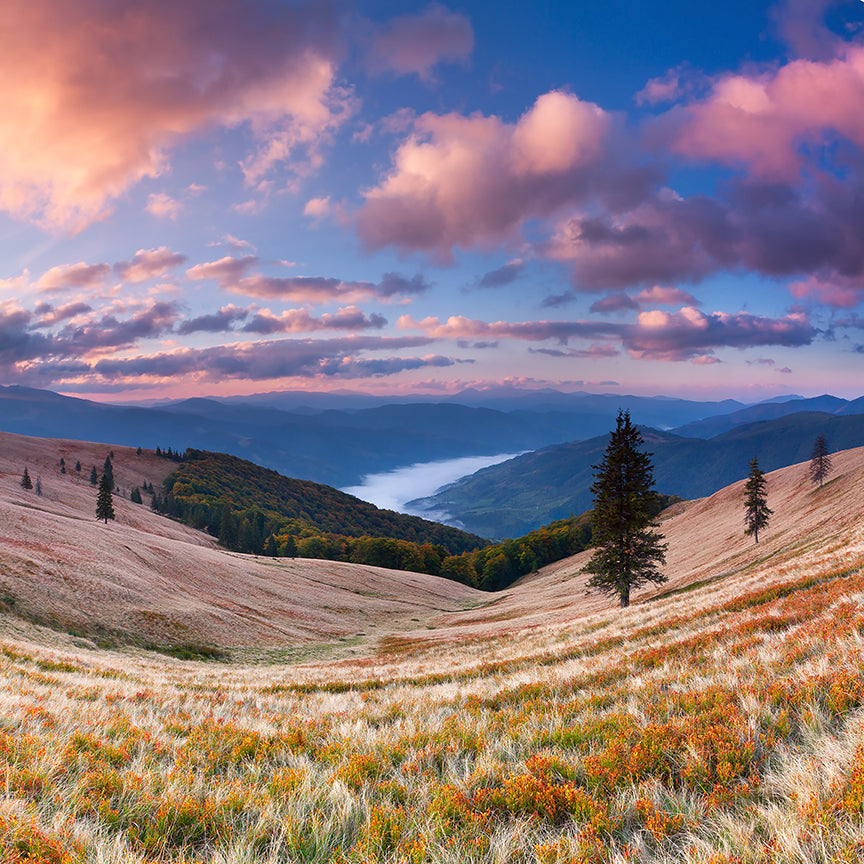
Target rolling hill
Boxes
[0,442,863,861]
[0,430,485,654]
[412,410,864,537]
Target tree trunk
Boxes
[619,590,630,608]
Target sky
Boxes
[1,0,864,403]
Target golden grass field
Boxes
[1,431,864,862]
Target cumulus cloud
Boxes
[304,196,332,219]
[0,0,349,230]
[145,193,181,220]
[624,306,816,360]
[667,44,864,180]
[33,301,92,326]
[547,175,864,291]
[356,90,614,260]
[368,4,474,80]
[115,248,187,284]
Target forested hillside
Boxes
[153,449,608,590]
[414,411,864,537]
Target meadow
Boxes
[2,444,864,862]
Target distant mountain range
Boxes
[410,410,864,538]
[0,385,751,487]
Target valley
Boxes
[0,432,863,861]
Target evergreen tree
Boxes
[136,446,142,456]
[130,486,142,504]
[265,534,278,557]
[89,466,98,485]
[75,460,81,472]
[581,410,667,608]
[96,473,115,524]
[59,457,66,474]
[809,433,832,489]
[20,468,32,490]
[103,456,114,489]
[282,535,297,559]
[743,456,772,543]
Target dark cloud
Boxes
[241,307,387,334]
[55,302,179,350]
[177,306,249,335]
[475,260,525,289]
[368,4,474,80]
[90,336,439,382]
[377,272,431,297]
[589,293,640,314]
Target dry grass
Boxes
[0,431,483,653]
[1,434,864,861]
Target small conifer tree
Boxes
[59,457,66,474]
[130,486,142,504]
[21,468,32,490]
[96,473,115,524]
[743,456,772,543]
[809,433,832,489]
[89,465,98,485]
[75,460,81,472]
[581,410,667,607]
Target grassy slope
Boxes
[0,447,863,860]
[0,431,484,652]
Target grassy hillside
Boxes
[0,448,863,861]
[416,410,864,537]
[0,431,486,651]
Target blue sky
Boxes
[0,0,862,402]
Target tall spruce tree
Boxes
[103,456,114,489]
[581,410,667,608]
[96,473,115,524]
[809,433,832,489]
[743,456,772,543]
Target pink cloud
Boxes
[625,306,815,361]
[114,248,187,284]
[669,44,864,179]
[36,262,111,293]
[398,306,816,361]
[356,91,612,260]
[0,0,349,230]
[789,274,863,308]
[188,257,430,304]
[145,193,181,220]
[242,306,387,334]
[368,4,474,81]
[636,285,700,306]
[186,256,260,284]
